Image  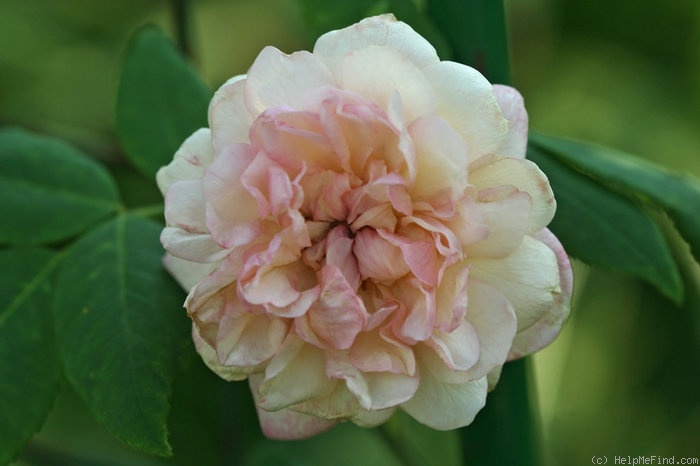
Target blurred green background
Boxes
[1,0,698,464]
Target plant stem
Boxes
[170,0,192,58]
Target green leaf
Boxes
[425,0,510,83]
[53,215,190,457]
[527,144,683,302]
[242,422,404,466]
[0,248,63,465]
[531,133,700,266]
[116,25,211,180]
[382,410,461,466]
[0,128,121,245]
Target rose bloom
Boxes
[157,15,573,439]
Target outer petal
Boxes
[464,188,531,258]
[250,374,337,440]
[209,75,254,152]
[493,84,528,159]
[244,46,335,117]
[339,46,436,124]
[313,14,440,79]
[163,253,219,292]
[163,180,207,232]
[257,335,334,411]
[161,227,228,263]
[193,325,250,381]
[401,367,488,430]
[508,228,573,359]
[469,156,556,234]
[423,61,508,161]
[468,235,560,332]
[156,128,214,194]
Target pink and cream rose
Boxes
[157,15,573,439]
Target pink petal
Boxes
[350,327,416,375]
[353,228,410,283]
[297,265,367,350]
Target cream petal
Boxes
[313,14,439,79]
[464,189,531,258]
[209,75,254,152]
[163,179,207,232]
[493,84,528,159]
[193,325,250,381]
[217,306,289,367]
[339,46,436,124]
[409,116,469,200]
[508,228,573,359]
[423,61,508,161]
[326,350,419,410]
[460,278,517,379]
[469,235,560,332]
[257,336,333,410]
[350,327,416,375]
[434,262,470,333]
[250,374,337,440]
[352,407,396,427]
[469,156,556,234]
[160,227,228,263]
[156,128,214,194]
[163,253,219,292]
[401,367,488,430]
[244,46,335,117]
[423,320,480,372]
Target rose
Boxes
[157,14,573,440]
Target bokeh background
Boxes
[1,0,698,464]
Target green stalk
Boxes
[424,1,542,465]
[426,0,511,84]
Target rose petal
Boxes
[409,116,469,200]
[156,128,214,194]
[469,156,556,234]
[493,84,528,159]
[508,228,573,359]
[245,46,335,117]
[250,374,337,440]
[469,235,560,332]
[422,61,508,161]
[340,46,436,124]
[401,367,488,430]
[209,75,254,152]
[313,14,439,79]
